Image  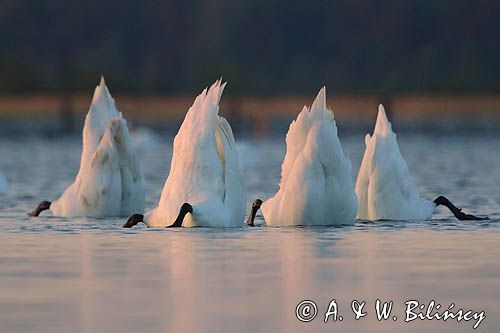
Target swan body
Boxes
[0,173,8,195]
[260,88,357,226]
[50,77,145,217]
[355,105,435,221]
[143,80,246,227]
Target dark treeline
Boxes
[0,0,499,95]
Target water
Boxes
[1,132,499,332]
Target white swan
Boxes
[123,79,246,228]
[0,173,8,195]
[355,105,486,221]
[29,77,145,217]
[247,87,358,226]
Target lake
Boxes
[0,131,499,332]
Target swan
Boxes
[123,79,246,228]
[29,77,145,217]
[0,172,8,195]
[355,105,486,221]
[246,87,358,226]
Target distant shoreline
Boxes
[0,93,499,119]
[0,93,499,137]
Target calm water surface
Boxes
[0,132,499,332]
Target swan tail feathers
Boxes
[374,104,392,136]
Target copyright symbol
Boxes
[296,300,317,322]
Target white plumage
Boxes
[144,79,246,227]
[260,87,357,226]
[50,77,145,217]
[355,105,435,221]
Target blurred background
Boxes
[0,0,499,136]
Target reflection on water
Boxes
[1,228,499,332]
[0,133,499,332]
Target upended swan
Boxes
[0,172,8,195]
[247,87,358,226]
[29,77,145,217]
[123,79,246,228]
[355,105,486,221]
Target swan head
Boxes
[123,213,144,228]
[168,203,193,228]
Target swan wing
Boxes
[355,134,372,219]
[105,118,146,216]
[52,123,122,217]
[76,124,122,216]
[214,116,246,226]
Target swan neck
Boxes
[433,196,487,221]
[247,200,262,226]
[171,213,186,227]
[28,201,51,217]
[434,196,461,216]
[169,203,193,228]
